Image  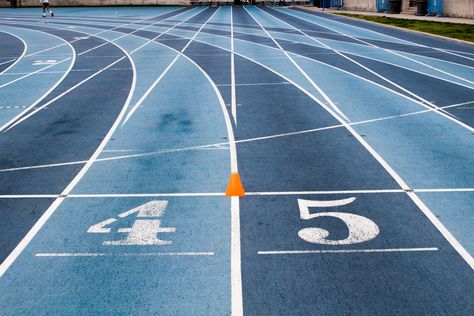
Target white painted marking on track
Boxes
[35,252,214,257]
[230,6,238,125]
[258,247,439,255]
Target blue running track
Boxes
[0,5,473,314]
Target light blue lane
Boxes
[0,26,74,127]
[418,192,474,254]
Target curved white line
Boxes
[0,30,27,76]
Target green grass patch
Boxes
[334,13,474,43]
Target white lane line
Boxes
[217,81,290,87]
[258,247,439,255]
[0,35,137,279]
[35,252,214,257]
[258,7,473,126]
[0,30,27,76]
[1,188,474,199]
[244,6,351,123]
[230,6,237,125]
[122,7,213,126]
[248,8,474,270]
[282,8,474,84]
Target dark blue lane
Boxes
[241,194,474,315]
[0,198,54,262]
[0,27,132,264]
[0,31,24,73]
[293,7,474,56]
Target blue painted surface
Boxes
[0,6,473,315]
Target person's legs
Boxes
[42,3,47,17]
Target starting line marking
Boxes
[35,252,214,257]
[1,188,474,199]
[258,247,439,255]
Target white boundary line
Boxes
[35,252,214,257]
[231,6,238,125]
[0,35,137,279]
[258,247,439,255]
[1,188,474,199]
[0,30,27,76]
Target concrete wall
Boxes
[342,0,474,19]
[341,0,376,11]
[443,0,474,19]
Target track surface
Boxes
[0,5,473,314]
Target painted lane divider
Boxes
[225,172,245,197]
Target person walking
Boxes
[40,0,54,18]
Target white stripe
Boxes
[258,247,439,255]
[35,252,214,257]
[0,188,473,199]
[231,6,237,125]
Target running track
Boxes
[0,5,473,314]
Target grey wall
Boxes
[342,0,474,19]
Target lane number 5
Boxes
[297,198,379,245]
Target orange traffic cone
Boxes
[225,172,245,196]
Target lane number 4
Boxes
[297,197,379,245]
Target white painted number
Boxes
[87,200,176,246]
[297,198,379,245]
